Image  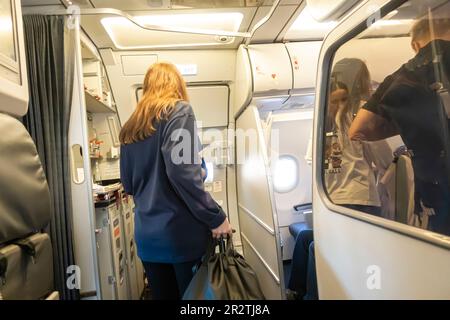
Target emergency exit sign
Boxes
[176,64,198,76]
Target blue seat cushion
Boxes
[289,222,310,240]
[289,203,312,239]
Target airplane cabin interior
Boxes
[0,0,449,301]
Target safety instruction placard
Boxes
[213,181,223,193]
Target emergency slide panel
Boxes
[136,85,229,128]
[187,85,229,128]
[236,105,284,300]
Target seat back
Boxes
[0,113,51,245]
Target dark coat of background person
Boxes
[362,39,450,234]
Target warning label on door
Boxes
[213,181,223,193]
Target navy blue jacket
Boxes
[120,101,226,263]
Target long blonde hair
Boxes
[119,62,189,144]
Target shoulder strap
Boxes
[429,38,450,185]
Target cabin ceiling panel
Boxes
[248,4,299,43]
[80,7,257,50]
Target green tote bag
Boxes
[183,235,265,300]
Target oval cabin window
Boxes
[273,155,299,193]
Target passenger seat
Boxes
[289,203,313,240]
[0,113,55,299]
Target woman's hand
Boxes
[211,218,233,239]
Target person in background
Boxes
[288,60,390,300]
[349,17,450,235]
[119,62,232,300]
[324,78,383,215]
[330,58,373,112]
[287,229,317,300]
[332,58,394,218]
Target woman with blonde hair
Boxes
[120,62,232,300]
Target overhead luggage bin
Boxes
[247,43,292,97]
[234,43,293,115]
[283,41,322,108]
[235,42,323,114]
[286,41,322,96]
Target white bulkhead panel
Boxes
[234,45,253,116]
[0,0,29,116]
[101,49,236,123]
[187,86,229,128]
[135,85,229,129]
[121,55,158,76]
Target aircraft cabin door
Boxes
[187,85,230,215]
[236,105,285,299]
[136,84,236,244]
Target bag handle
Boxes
[217,232,234,254]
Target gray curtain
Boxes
[22,15,79,300]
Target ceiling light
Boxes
[284,6,337,40]
[103,12,243,34]
[101,12,244,49]
[289,7,337,32]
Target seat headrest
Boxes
[0,113,51,244]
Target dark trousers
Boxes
[288,229,318,300]
[422,182,450,236]
[287,205,380,299]
[428,195,450,236]
[143,260,199,300]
